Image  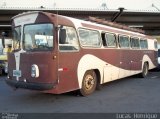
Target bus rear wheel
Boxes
[140,62,149,78]
[79,70,97,96]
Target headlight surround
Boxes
[31,64,39,78]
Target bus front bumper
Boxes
[6,78,56,91]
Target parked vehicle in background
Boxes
[0,37,12,75]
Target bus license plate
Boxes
[13,70,21,77]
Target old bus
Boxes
[6,11,158,96]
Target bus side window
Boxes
[119,35,130,48]
[102,33,117,47]
[78,29,101,47]
[140,39,148,49]
[59,26,79,51]
[130,37,140,49]
[105,33,117,48]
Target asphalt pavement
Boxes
[0,70,160,113]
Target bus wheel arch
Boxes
[141,61,149,78]
[79,70,98,96]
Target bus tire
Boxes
[79,70,97,96]
[140,62,149,78]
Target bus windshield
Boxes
[23,24,53,51]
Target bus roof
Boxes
[12,11,155,40]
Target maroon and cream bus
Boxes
[6,11,158,96]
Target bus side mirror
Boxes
[59,29,66,44]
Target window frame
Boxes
[118,35,130,49]
[58,25,80,52]
[23,23,54,52]
[140,38,148,49]
[78,28,101,48]
[130,37,140,49]
[103,32,117,48]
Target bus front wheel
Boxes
[140,62,149,78]
[79,70,97,96]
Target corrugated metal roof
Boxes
[0,6,160,13]
[0,7,160,35]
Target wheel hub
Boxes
[84,75,95,90]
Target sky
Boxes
[0,0,160,10]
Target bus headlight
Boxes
[31,64,39,78]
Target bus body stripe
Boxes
[77,54,155,89]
